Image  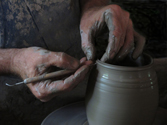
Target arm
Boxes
[0,47,92,102]
[0,49,20,74]
[80,0,110,12]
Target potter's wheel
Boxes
[41,101,88,125]
[41,101,167,125]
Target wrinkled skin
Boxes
[12,47,92,102]
[80,4,145,62]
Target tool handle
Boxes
[24,69,75,84]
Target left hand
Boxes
[80,4,145,62]
[12,47,92,102]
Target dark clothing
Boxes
[0,1,86,124]
[0,0,84,58]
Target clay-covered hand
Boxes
[12,47,92,102]
[80,4,145,62]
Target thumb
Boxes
[80,29,95,60]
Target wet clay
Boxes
[32,47,51,55]
[86,54,159,125]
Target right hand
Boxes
[12,47,92,102]
[80,4,145,62]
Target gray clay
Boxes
[86,54,159,125]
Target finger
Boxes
[47,52,80,70]
[48,65,90,94]
[80,29,96,60]
[28,65,90,101]
[80,57,94,66]
[132,31,146,59]
[117,11,130,52]
[63,65,90,89]
[101,11,121,62]
[80,57,87,64]
[101,35,117,62]
[27,80,54,102]
[114,20,134,62]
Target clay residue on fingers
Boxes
[101,35,116,62]
[36,63,47,74]
[38,49,50,55]
[32,47,51,55]
[104,9,114,32]
[101,53,108,62]
[82,46,95,60]
[81,30,95,61]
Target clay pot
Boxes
[86,54,159,125]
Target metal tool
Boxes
[6,69,75,87]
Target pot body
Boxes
[86,55,159,125]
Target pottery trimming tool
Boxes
[6,69,75,86]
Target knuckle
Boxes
[59,52,67,63]
[62,84,72,91]
[32,85,50,101]
[115,5,121,10]
[105,7,112,14]
[125,11,130,18]
[36,92,50,102]
[104,7,113,17]
[104,11,112,20]
[35,94,44,100]
[129,19,133,26]
[59,52,66,59]
[34,92,46,100]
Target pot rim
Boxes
[96,53,154,71]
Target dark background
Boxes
[115,1,167,58]
[121,1,166,58]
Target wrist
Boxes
[0,48,23,74]
[80,0,110,13]
[11,48,26,76]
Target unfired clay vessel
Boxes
[86,54,159,125]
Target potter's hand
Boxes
[80,4,145,62]
[12,47,92,102]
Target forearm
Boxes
[80,0,110,13]
[0,49,20,74]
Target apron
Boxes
[0,1,86,124]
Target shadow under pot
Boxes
[86,54,159,125]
